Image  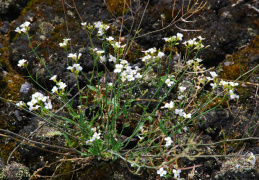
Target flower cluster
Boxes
[219,80,239,99]
[205,71,239,100]
[187,58,203,67]
[59,38,71,48]
[141,47,165,64]
[15,21,30,34]
[86,127,101,144]
[175,108,192,119]
[49,75,67,94]
[114,60,142,82]
[67,64,83,75]
[94,21,110,36]
[163,99,192,119]
[68,53,82,62]
[111,41,126,50]
[27,92,52,111]
[183,36,205,49]
[163,33,183,42]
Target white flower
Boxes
[164,101,174,109]
[210,71,218,78]
[111,41,124,49]
[17,59,27,67]
[67,66,73,71]
[195,58,203,62]
[141,55,151,63]
[163,36,176,42]
[59,38,71,47]
[178,95,184,100]
[68,53,82,61]
[91,127,97,132]
[173,169,181,178]
[92,132,101,140]
[183,126,188,132]
[114,64,123,73]
[175,109,184,116]
[120,59,128,66]
[229,82,239,87]
[20,21,30,28]
[16,101,25,107]
[57,82,67,90]
[197,36,205,41]
[210,83,217,89]
[44,100,52,109]
[157,167,167,177]
[165,79,175,87]
[157,52,165,58]
[73,64,83,72]
[164,137,173,147]
[183,113,192,119]
[247,152,256,167]
[127,74,135,81]
[96,50,105,55]
[179,86,186,92]
[14,27,22,33]
[219,80,228,87]
[29,105,41,111]
[187,60,194,65]
[135,73,142,79]
[106,36,114,41]
[148,47,156,54]
[51,86,58,93]
[138,136,144,140]
[99,55,106,63]
[206,76,213,81]
[49,75,57,82]
[108,54,116,63]
[81,22,87,26]
[176,33,183,41]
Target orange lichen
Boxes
[220,35,259,81]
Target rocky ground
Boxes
[0,0,258,179]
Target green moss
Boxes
[106,0,130,16]
[0,142,19,162]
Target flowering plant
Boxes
[3,7,251,178]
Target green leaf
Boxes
[63,133,72,147]
[159,119,167,136]
[87,85,98,92]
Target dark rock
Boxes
[216,169,259,180]
[0,21,10,34]
[198,110,233,138]
[13,110,22,121]
[0,0,29,21]
[19,82,32,102]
